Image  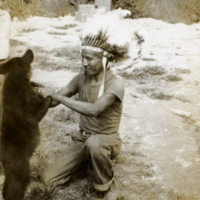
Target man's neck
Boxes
[90,69,108,86]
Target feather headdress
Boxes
[81,9,132,57]
[81,9,144,97]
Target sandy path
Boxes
[119,19,200,198]
[21,16,200,199]
[1,15,200,199]
[121,96,200,198]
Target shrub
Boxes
[112,0,200,24]
[1,0,76,19]
[2,0,200,24]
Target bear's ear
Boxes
[0,59,8,74]
[0,63,5,74]
[22,49,34,65]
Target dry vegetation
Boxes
[114,0,200,24]
[140,0,200,24]
[0,1,200,199]
[2,0,200,24]
[0,23,191,199]
[1,0,76,19]
[118,63,185,101]
[0,23,190,199]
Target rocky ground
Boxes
[0,14,200,199]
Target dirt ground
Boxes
[1,14,200,200]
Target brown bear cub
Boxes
[0,50,52,200]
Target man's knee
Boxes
[85,136,102,156]
[43,168,52,185]
[42,161,58,186]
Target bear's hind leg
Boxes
[2,176,8,200]
[2,160,30,200]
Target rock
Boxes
[120,9,131,18]
[194,121,200,127]
[130,91,142,98]
[13,17,19,22]
[170,109,192,118]
[0,175,5,186]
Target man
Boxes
[42,8,137,197]
[0,0,11,121]
[0,0,11,62]
[43,32,125,198]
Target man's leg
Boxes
[43,131,88,187]
[84,134,122,192]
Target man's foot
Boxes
[96,181,118,200]
[96,190,106,199]
[103,181,118,200]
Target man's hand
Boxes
[48,93,61,108]
[71,132,90,143]
[49,93,60,101]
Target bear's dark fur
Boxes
[0,50,51,200]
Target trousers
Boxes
[43,130,122,191]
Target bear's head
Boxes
[0,49,34,78]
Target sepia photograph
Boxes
[0,0,200,199]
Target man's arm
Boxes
[49,86,76,108]
[49,74,80,107]
[50,93,117,116]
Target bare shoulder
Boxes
[106,72,125,89]
[104,72,125,102]
[0,10,11,19]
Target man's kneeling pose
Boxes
[43,12,128,198]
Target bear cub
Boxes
[0,50,51,200]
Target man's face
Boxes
[81,49,103,76]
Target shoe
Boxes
[103,181,118,200]
[95,179,118,199]
[96,191,106,199]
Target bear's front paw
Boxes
[38,93,45,99]
[46,96,53,105]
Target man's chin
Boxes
[84,71,93,76]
